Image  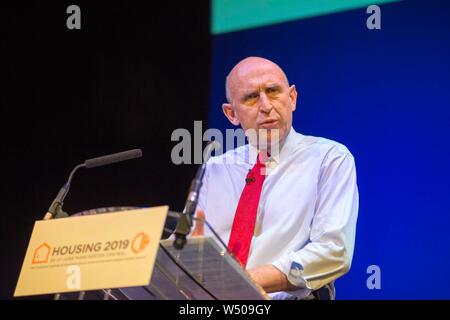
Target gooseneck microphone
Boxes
[173,141,220,250]
[84,149,142,168]
[43,149,143,220]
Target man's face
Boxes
[223,59,297,149]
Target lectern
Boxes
[56,208,268,300]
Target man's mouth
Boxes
[259,119,279,129]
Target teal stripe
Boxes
[212,0,401,34]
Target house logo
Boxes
[32,243,51,264]
[131,232,150,254]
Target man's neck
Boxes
[255,129,291,158]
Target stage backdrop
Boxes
[208,0,450,299]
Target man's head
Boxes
[223,56,297,149]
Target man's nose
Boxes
[259,93,272,113]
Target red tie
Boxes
[228,153,266,267]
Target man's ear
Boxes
[289,85,298,111]
[222,103,240,126]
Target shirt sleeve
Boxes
[272,147,359,296]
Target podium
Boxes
[55,208,268,300]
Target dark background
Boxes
[1,1,211,299]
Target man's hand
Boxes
[247,264,297,293]
[192,209,205,236]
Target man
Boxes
[193,57,358,300]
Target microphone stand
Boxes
[46,163,85,300]
[43,164,85,220]
[173,142,219,250]
[173,162,206,249]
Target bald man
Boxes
[194,57,359,300]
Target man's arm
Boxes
[248,149,358,295]
[247,264,296,292]
[270,149,358,293]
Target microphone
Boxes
[84,149,142,168]
[173,141,220,250]
[43,149,143,220]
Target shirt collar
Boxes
[245,127,302,165]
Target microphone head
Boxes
[84,149,143,169]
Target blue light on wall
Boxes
[208,0,450,299]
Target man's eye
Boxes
[267,87,279,94]
[245,93,259,101]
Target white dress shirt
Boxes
[197,127,359,299]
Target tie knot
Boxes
[257,151,269,165]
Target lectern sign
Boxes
[14,206,168,297]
